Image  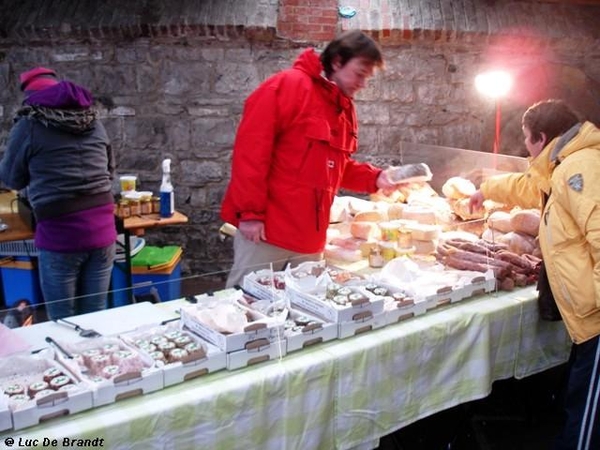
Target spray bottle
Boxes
[160,158,174,218]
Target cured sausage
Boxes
[494,250,534,271]
[443,254,509,279]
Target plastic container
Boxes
[111,246,182,307]
[0,256,44,307]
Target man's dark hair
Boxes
[320,30,384,78]
[522,99,581,144]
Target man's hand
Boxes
[238,220,266,243]
[468,190,485,214]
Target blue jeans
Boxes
[39,244,116,320]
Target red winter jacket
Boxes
[220,49,382,253]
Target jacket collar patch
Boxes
[568,173,584,192]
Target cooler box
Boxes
[0,256,44,308]
[111,245,182,306]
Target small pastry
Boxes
[28,381,49,398]
[183,342,205,358]
[89,354,111,375]
[34,389,56,400]
[4,383,25,396]
[42,367,63,382]
[168,348,189,363]
[49,375,72,390]
[173,335,192,348]
[101,365,121,379]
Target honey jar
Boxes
[129,199,141,216]
[379,241,396,262]
[116,200,131,219]
[151,196,161,214]
[369,245,384,268]
[398,228,413,249]
[140,198,152,215]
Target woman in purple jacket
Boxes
[0,67,116,320]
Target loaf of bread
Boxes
[510,209,540,237]
[451,197,485,220]
[442,177,476,200]
[487,211,513,233]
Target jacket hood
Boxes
[24,81,94,110]
[16,105,97,134]
[292,48,324,80]
[529,121,600,195]
[292,48,353,110]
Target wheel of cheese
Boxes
[353,210,384,222]
[387,203,405,220]
[405,223,442,241]
[350,221,381,240]
[401,206,437,225]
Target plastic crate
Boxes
[111,247,182,307]
[0,239,39,257]
[0,256,44,308]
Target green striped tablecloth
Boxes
[329,285,571,450]
[1,286,571,450]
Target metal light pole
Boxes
[475,70,513,169]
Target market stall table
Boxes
[114,211,188,304]
[0,192,36,310]
[1,286,571,450]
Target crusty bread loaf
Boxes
[487,211,513,233]
[496,231,537,255]
[510,209,541,237]
[442,177,476,200]
[451,197,485,221]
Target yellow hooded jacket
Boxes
[483,121,600,343]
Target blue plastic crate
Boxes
[0,256,44,308]
[111,256,182,307]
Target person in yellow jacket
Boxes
[470,99,600,449]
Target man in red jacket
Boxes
[221,30,396,288]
